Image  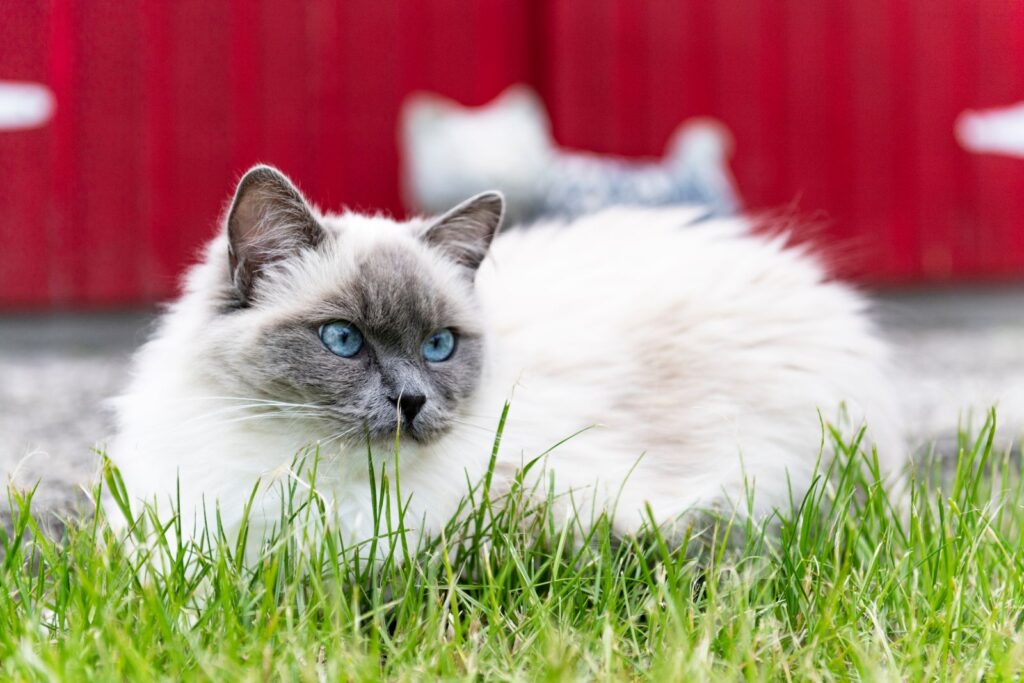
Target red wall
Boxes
[2,0,1023,309]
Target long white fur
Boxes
[109,206,905,548]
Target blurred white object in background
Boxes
[956,102,1024,157]
[540,117,739,220]
[401,85,554,223]
[400,84,741,224]
[0,81,55,130]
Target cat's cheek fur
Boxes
[108,199,905,555]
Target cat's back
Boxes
[480,206,857,341]
[473,207,902,524]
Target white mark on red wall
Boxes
[956,102,1024,158]
[0,81,55,130]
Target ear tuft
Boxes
[227,165,323,304]
[422,192,504,275]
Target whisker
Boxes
[216,412,336,426]
[179,401,338,426]
[448,418,503,434]
[318,425,365,449]
[183,395,331,409]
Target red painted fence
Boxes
[2,1,1023,309]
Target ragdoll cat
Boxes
[110,164,903,551]
[400,85,741,224]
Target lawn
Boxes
[2,410,1023,680]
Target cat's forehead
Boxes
[347,244,454,336]
[292,218,481,339]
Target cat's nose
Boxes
[389,393,426,424]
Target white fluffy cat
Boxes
[109,165,904,550]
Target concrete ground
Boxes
[876,287,1024,448]
[2,287,1023,528]
[0,313,155,527]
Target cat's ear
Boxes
[226,164,323,304]
[422,191,504,275]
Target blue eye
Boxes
[422,328,456,362]
[319,321,364,358]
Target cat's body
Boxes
[110,166,903,549]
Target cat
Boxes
[400,85,741,224]
[109,164,904,553]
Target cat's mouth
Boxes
[364,420,448,446]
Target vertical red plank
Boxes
[706,1,765,205]
[644,2,685,155]
[886,2,921,280]
[609,0,649,156]
[946,1,980,279]
[975,0,1024,278]
[229,0,262,182]
[340,0,402,212]
[781,2,833,237]
[527,0,554,106]
[821,3,856,247]
[543,0,575,147]
[472,0,532,102]
[643,0,720,154]
[46,1,151,306]
[910,1,963,281]
[751,0,790,211]
[400,0,439,95]
[1005,2,1024,274]
[438,0,529,106]
[0,2,52,308]
[142,0,175,300]
[545,0,617,152]
[846,0,897,280]
[680,1,718,118]
[74,2,147,305]
[426,0,478,103]
[47,0,78,305]
[165,1,234,297]
[304,0,346,209]
[258,1,311,186]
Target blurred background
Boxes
[1,1,1023,520]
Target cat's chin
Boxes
[363,423,451,447]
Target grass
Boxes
[2,410,1024,680]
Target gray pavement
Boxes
[1,287,1023,527]
[874,287,1024,450]
[0,313,156,527]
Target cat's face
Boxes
[197,165,503,446]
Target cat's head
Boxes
[399,84,553,221]
[191,165,503,446]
